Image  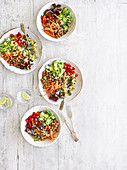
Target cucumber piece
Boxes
[50,115,55,119]
[63,7,69,15]
[45,65,51,70]
[63,17,67,23]
[46,118,52,125]
[63,25,68,31]
[40,112,49,118]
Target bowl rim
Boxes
[20,105,62,147]
[38,58,83,105]
[36,1,76,42]
[0,27,43,74]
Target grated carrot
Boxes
[42,82,63,98]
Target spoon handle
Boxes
[20,23,26,34]
[59,99,65,110]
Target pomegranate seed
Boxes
[10,34,14,37]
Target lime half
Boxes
[21,91,31,101]
[0,96,7,105]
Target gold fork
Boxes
[66,105,78,142]
[59,100,78,142]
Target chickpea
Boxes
[43,86,46,89]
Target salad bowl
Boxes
[38,58,83,105]
[0,27,43,74]
[21,106,62,147]
[36,2,76,41]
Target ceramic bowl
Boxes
[37,2,76,41]
[21,105,61,147]
[0,28,43,74]
[38,58,83,105]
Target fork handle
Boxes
[64,121,79,142]
[62,118,79,142]
[58,110,78,142]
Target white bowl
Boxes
[21,106,61,147]
[0,28,43,74]
[38,58,83,105]
[36,2,76,41]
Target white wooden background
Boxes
[0,0,127,169]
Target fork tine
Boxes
[66,105,72,116]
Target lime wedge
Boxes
[6,97,13,108]
[0,96,7,105]
[21,91,31,101]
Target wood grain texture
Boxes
[0,0,127,170]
